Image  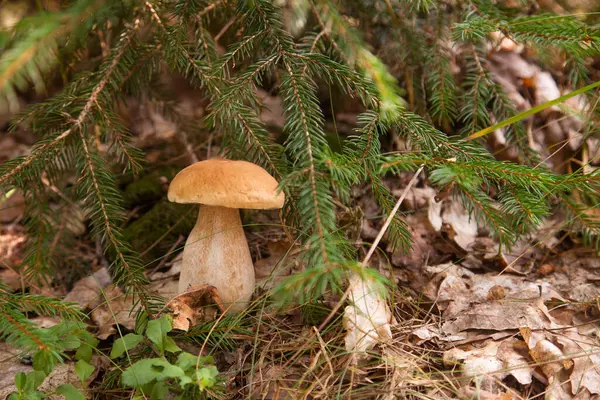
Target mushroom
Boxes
[167,159,284,313]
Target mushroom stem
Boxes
[179,205,255,313]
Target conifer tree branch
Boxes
[0,308,49,351]
[283,61,329,264]
[0,20,140,188]
[0,1,105,99]
[76,129,150,313]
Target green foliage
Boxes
[0,284,86,374]
[5,320,95,400]
[9,371,46,400]
[0,0,599,332]
[112,315,219,397]
[111,333,144,359]
[55,384,86,400]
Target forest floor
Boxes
[1,44,600,399]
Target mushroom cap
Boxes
[168,159,285,209]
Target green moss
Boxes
[123,199,197,266]
[122,167,180,208]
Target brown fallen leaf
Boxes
[442,301,550,334]
[0,269,20,291]
[0,135,29,164]
[389,211,451,276]
[257,89,285,130]
[250,364,302,400]
[0,226,26,265]
[428,197,479,251]
[443,338,534,394]
[392,186,436,211]
[0,342,85,400]
[90,284,137,340]
[148,254,181,300]
[556,330,600,395]
[254,240,301,289]
[64,268,112,309]
[166,285,223,331]
[489,32,524,53]
[0,343,33,399]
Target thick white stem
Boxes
[179,205,255,313]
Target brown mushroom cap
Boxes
[168,159,285,209]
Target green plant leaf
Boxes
[62,335,81,350]
[110,333,144,359]
[145,315,173,354]
[32,351,55,375]
[14,372,26,391]
[24,371,46,392]
[164,337,181,354]
[56,384,85,400]
[74,360,94,383]
[122,358,186,388]
[75,337,98,362]
[196,366,218,391]
[176,352,198,371]
[151,381,169,400]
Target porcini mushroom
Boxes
[168,159,284,313]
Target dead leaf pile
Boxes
[415,261,600,398]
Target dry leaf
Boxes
[148,255,181,300]
[0,343,84,400]
[428,198,478,251]
[489,32,524,52]
[166,285,221,331]
[255,240,300,289]
[442,302,550,334]
[557,331,600,395]
[390,211,450,274]
[0,343,33,399]
[0,268,20,291]
[64,268,112,309]
[535,71,562,110]
[250,364,301,400]
[90,284,137,339]
[343,274,392,357]
[0,227,26,267]
[257,89,285,129]
[393,186,436,211]
[443,338,534,393]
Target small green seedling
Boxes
[8,321,97,400]
[111,315,219,398]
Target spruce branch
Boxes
[0,0,107,110]
[426,9,458,123]
[0,308,50,352]
[0,19,140,189]
[282,60,330,265]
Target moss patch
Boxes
[122,167,180,209]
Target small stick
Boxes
[362,164,425,266]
